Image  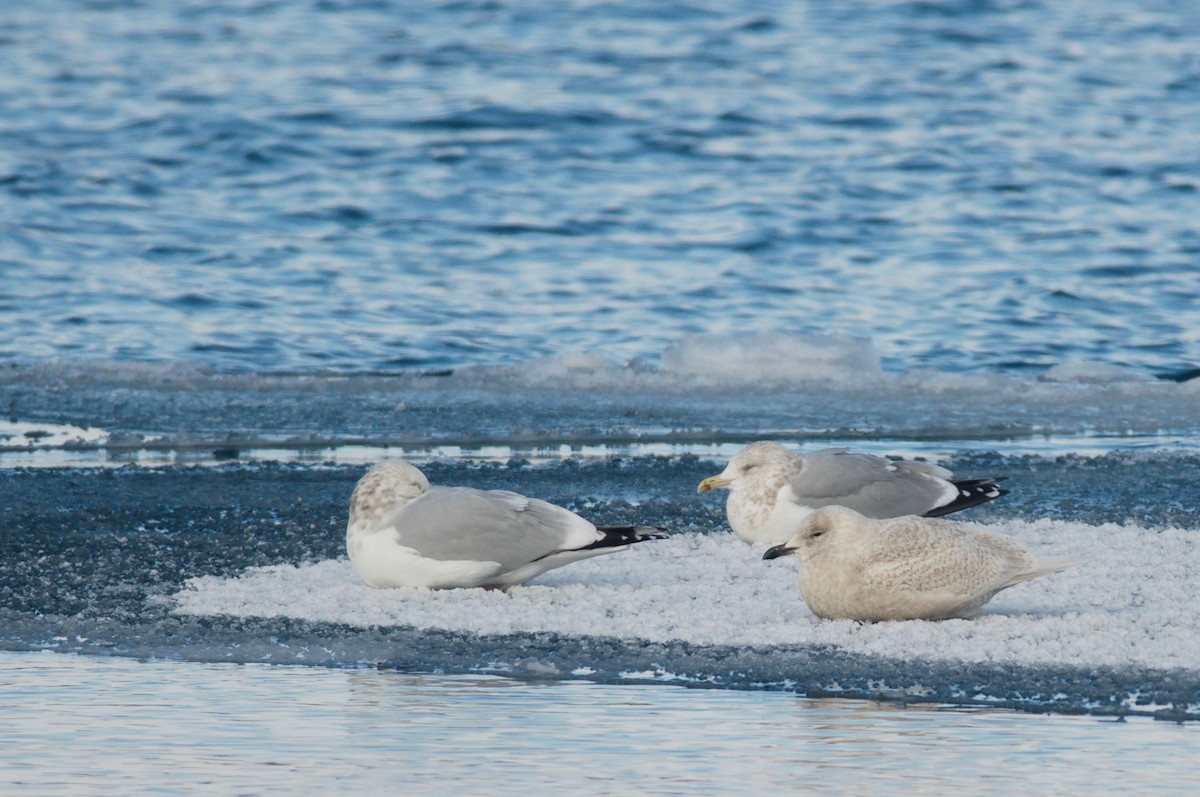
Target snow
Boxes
[173,518,1200,672]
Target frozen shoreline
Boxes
[4,458,1199,718]
[4,345,1200,470]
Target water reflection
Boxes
[3,652,1194,796]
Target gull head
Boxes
[762,505,861,560]
[697,441,797,493]
[348,459,431,533]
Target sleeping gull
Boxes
[346,460,666,589]
[698,441,1007,545]
[762,505,1085,621]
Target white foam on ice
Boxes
[659,333,884,385]
[172,518,1200,672]
[5,336,1200,455]
[447,334,1185,394]
[1039,361,1156,384]
[11,334,1187,397]
[0,420,109,449]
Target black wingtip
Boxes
[587,525,668,550]
[924,478,1010,518]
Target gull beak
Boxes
[697,475,732,493]
[762,543,797,561]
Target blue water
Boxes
[2,0,1198,375]
[4,1,1200,792]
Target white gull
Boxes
[699,441,1007,545]
[763,505,1085,621]
[347,460,664,590]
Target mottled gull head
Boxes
[348,460,430,533]
[696,441,797,494]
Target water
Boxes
[3,0,1200,792]
[4,652,1196,797]
[1,0,1198,374]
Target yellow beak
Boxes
[697,475,733,493]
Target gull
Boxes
[346,460,665,589]
[762,505,1085,621]
[698,441,1007,545]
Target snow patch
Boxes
[172,519,1199,673]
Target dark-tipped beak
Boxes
[762,543,796,561]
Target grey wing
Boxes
[788,449,955,518]
[389,486,601,569]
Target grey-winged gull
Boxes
[698,441,1007,545]
[347,460,666,589]
[762,505,1084,621]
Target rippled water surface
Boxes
[2,0,1198,374]
[4,2,1200,792]
[4,652,1196,796]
